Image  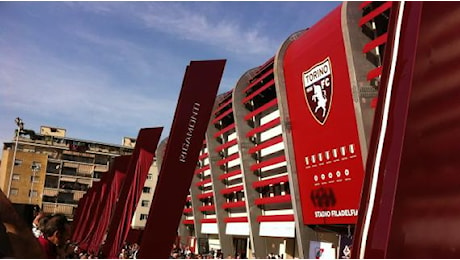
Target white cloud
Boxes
[1,61,174,120]
[137,3,277,56]
[0,9,245,145]
[63,1,118,15]
[72,29,157,76]
[0,41,176,144]
[66,2,277,58]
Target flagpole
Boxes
[7,117,23,197]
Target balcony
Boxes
[222,201,246,210]
[254,194,292,211]
[199,205,216,213]
[183,207,193,215]
[60,181,89,192]
[61,167,77,177]
[46,162,60,174]
[45,176,59,189]
[62,153,94,164]
[183,219,194,225]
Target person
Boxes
[131,243,139,259]
[38,214,72,258]
[215,249,223,259]
[209,248,215,258]
[32,211,46,238]
[119,248,128,259]
[184,246,191,256]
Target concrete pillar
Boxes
[233,68,270,259]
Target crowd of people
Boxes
[2,203,258,259]
[169,244,247,259]
[31,209,222,259]
[117,242,140,259]
[31,210,142,259]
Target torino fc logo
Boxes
[302,58,333,125]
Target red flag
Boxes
[76,181,102,250]
[72,187,95,244]
[138,60,226,259]
[102,128,163,258]
[71,194,87,241]
[78,166,115,252]
[87,155,131,255]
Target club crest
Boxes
[302,58,333,125]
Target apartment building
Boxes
[0,125,133,220]
[131,161,159,229]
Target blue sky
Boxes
[0,1,340,146]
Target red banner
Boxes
[281,6,365,225]
[138,60,226,259]
[88,155,131,255]
[73,182,102,248]
[71,194,87,241]
[78,170,113,250]
[102,128,162,258]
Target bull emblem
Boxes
[312,84,327,118]
[303,58,333,125]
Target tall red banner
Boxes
[73,182,102,246]
[282,6,365,225]
[78,170,113,250]
[87,155,130,255]
[102,127,162,258]
[71,194,86,241]
[138,60,226,259]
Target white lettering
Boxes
[179,102,201,163]
[314,211,331,218]
[303,59,331,86]
[315,209,358,218]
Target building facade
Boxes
[131,161,159,229]
[0,126,133,220]
[174,2,391,258]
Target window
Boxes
[141,200,149,207]
[14,159,22,166]
[269,185,275,197]
[93,171,103,179]
[32,161,41,169]
[95,155,109,165]
[281,182,290,195]
[228,192,236,202]
[29,190,38,197]
[142,187,151,193]
[260,186,270,198]
[140,214,148,220]
[236,191,245,201]
[31,175,40,183]
[274,184,282,196]
[12,174,20,181]
[10,188,19,196]
[147,174,153,180]
[286,183,291,194]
